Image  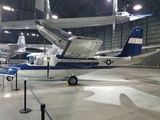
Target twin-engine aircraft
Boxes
[0,0,160,85]
[1,27,159,85]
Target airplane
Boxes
[0,2,158,32]
[0,27,160,85]
[0,33,55,59]
[0,0,160,85]
[116,11,156,21]
[0,33,30,60]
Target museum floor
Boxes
[0,67,160,120]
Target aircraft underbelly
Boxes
[17,69,96,78]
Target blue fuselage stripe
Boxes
[12,63,119,70]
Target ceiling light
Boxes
[107,0,111,2]
[27,33,29,36]
[37,34,39,37]
[32,33,36,36]
[68,31,72,34]
[3,6,14,11]
[4,31,10,34]
[133,5,142,10]
[52,15,58,19]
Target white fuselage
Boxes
[17,55,143,79]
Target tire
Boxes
[68,76,78,85]
[6,76,13,81]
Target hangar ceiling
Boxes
[0,0,160,44]
[1,0,154,21]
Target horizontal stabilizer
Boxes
[58,36,102,58]
[133,49,160,59]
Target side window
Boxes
[36,58,44,65]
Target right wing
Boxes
[57,36,102,58]
[1,16,129,29]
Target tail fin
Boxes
[35,0,52,19]
[117,27,143,57]
[17,34,25,44]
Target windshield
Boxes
[28,56,44,65]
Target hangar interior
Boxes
[0,0,160,66]
[0,0,160,120]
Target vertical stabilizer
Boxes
[117,27,143,57]
[17,34,25,44]
[35,0,52,19]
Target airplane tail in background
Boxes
[117,27,143,57]
[17,34,25,45]
[35,0,52,19]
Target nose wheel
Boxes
[6,76,13,81]
[68,76,78,85]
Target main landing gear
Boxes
[6,76,13,81]
[68,76,78,85]
[67,69,78,85]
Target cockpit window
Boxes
[28,57,35,64]
[35,58,44,65]
[117,12,122,15]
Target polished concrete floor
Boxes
[0,67,160,120]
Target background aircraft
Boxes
[0,33,55,59]
[0,2,157,31]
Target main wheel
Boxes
[6,76,13,81]
[68,76,78,85]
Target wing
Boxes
[40,16,129,29]
[1,16,129,29]
[24,44,54,52]
[57,36,102,58]
[8,44,54,54]
[1,20,36,29]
